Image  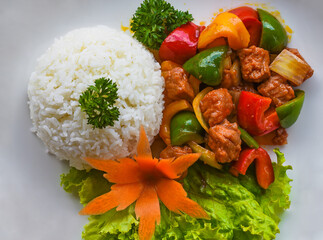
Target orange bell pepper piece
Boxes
[159,100,193,145]
[161,60,182,72]
[188,75,201,96]
[198,12,250,50]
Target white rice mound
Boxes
[28,26,164,170]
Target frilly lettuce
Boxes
[60,148,292,240]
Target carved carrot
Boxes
[80,126,209,240]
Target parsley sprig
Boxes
[130,0,194,50]
[79,78,120,129]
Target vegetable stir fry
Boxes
[153,5,313,190]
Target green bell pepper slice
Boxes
[170,111,204,146]
[258,8,288,53]
[276,90,305,128]
[238,127,259,149]
[182,45,228,86]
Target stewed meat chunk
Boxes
[238,46,271,83]
[200,88,234,127]
[160,145,193,159]
[220,60,241,89]
[272,127,288,145]
[207,120,241,163]
[162,67,195,104]
[258,74,295,107]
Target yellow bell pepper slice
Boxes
[159,100,193,145]
[188,141,222,169]
[192,87,213,133]
[198,12,250,50]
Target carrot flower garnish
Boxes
[79,126,209,240]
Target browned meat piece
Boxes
[199,88,234,127]
[207,120,241,163]
[159,145,193,159]
[238,46,271,83]
[220,69,234,89]
[272,127,288,145]
[286,48,314,80]
[162,67,195,104]
[230,83,257,93]
[220,59,242,89]
[258,74,295,107]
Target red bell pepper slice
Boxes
[229,6,262,46]
[230,147,275,189]
[237,91,280,136]
[159,22,205,65]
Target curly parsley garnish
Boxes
[130,0,193,50]
[79,78,120,129]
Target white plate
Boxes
[1,0,323,239]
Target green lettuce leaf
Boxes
[258,148,293,222]
[60,149,292,240]
[60,167,111,204]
